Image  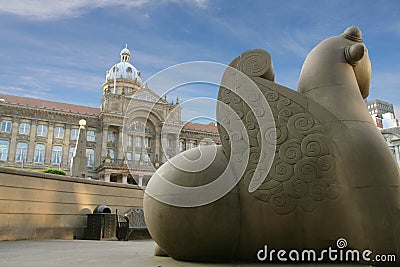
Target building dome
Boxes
[106,44,142,84]
[120,44,131,57]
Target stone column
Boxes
[155,127,161,165]
[8,117,19,162]
[117,126,123,160]
[101,124,108,159]
[174,133,179,157]
[27,120,37,163]
[44,122,54,165]
[62,124,71,168]
[104,173,110,182]
[161,134,168,163]
[122,174,128,184]
[138,175,143,186]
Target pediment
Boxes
[132,86,165,104]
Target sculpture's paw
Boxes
[144,145,240,262]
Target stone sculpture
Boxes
[143,26,400,265]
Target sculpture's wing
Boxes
[217,49,341,215]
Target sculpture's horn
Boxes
[344,43,365,66]
[341,25,363,42]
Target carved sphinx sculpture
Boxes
[143,26,400,264]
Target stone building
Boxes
[382,127,400,166]
[366,99,399,129]
[0,45,219,185]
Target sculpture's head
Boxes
[341,26,371,98]
[298,26,372,99]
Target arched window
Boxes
[0,140,9,161]
[34,144,45,163]
[126,67,132,79]
[15,142,28,162]
[179,140,185,152]
[68,147,75,165]
[51,146,62,164]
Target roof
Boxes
[0,93,100,116]
[183,122,218,133]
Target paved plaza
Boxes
[0,239,372,267]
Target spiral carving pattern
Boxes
[217,49,339,215]
[301,134,331,156]
[318,155,336,177]
[279,139,302,164]
[284,179,308,199]
[288,113,315,136]
[235,50,274,80]
[269,158,294,182]
[263,125,288,145]
[249,86,339,214]
[266,91,279,102]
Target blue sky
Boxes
[0,0,399,120]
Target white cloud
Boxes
[0,85,52,100]
[0,0,207,20]
[0,1,148,20]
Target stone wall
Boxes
[0,167,144,241]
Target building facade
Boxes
[382,127,400,166]
[0,45,219,185]
[366,99,399,129]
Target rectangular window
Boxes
[179,140,185,152]
[70,128,79,140]
[54,126,64,138]
[126,152,132,161]
[1,120,12,133]
[144,154,150,162]
[136,136,142,147]
[127,135,133,147]
[107,131,116,142]
[189,142,196,149]
[19,122,30,135]
[51,145,62,164]
[37,124,48,137]
[167,138,173,148]
[135,153,141,162]
[87,130,95,142]
[107,149,115,159]
[0,140,9,161]
[34,144,45,164]
[68,147,75,165]
[15,142,28,162]
[86,148,94,167]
